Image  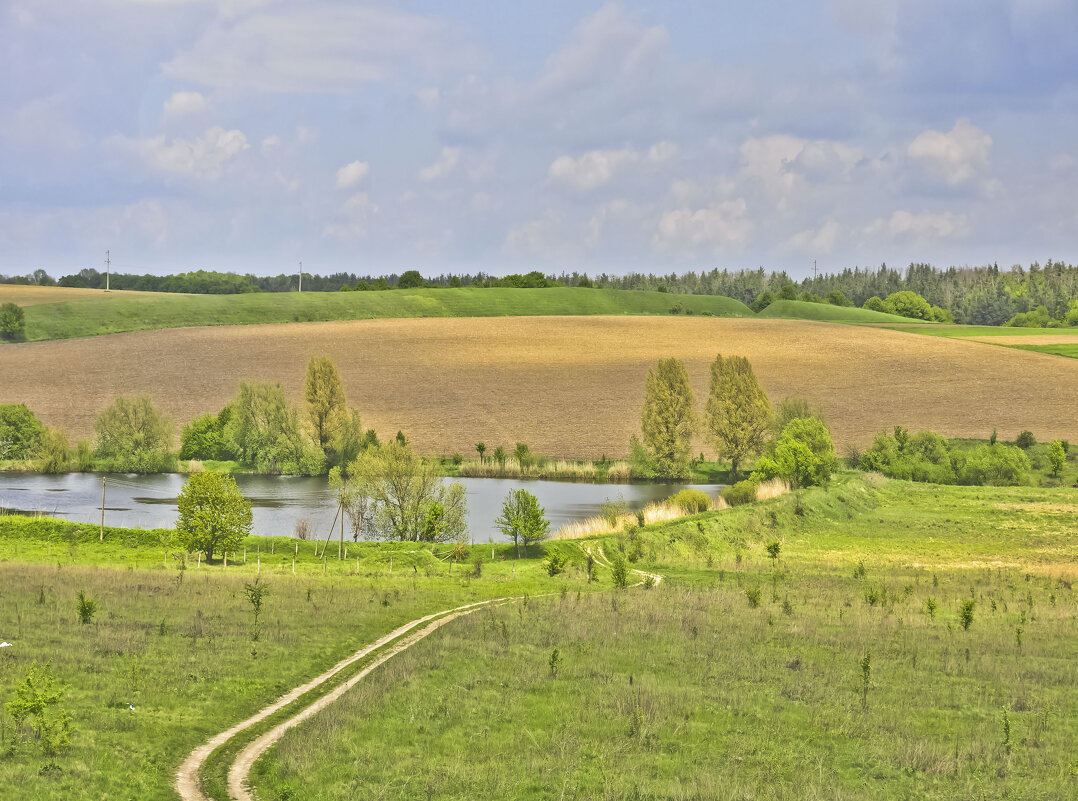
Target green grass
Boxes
[1005,343,1078,359]
[249,477,1078,800]
[5,288,753,342]
[0,517,595,800]
[756,299,924,324]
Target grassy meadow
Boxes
[0,518,594,801]
[249,477,1078,801]
[0,285,752,343]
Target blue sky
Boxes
[2,0,1077,278]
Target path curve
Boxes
[177,542,661,801]
[174,598,504,801]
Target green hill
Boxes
[756,299,925,324]
[7,287,754,342]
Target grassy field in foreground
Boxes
[0,286,752,342]
[251,478,1078,800]
[0,521,593,801]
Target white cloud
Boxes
[419,147,461,182]
[867,210,971,241]
[908,118,992,185]
[114,126,249,179]
[741,134,863,206]
[549,148,637,190]
[323,192,379,240]
[548,141,678,190]
[536,3,669,97]
[163,91,206,116]
[788,220,842,254]
[653,199,752,255]
[335,160,369,189]
[260,135,281,153]
[415,87,440,110]
[163,5,477,93]
[296,125,318,144]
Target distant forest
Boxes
[5,260,1078,326]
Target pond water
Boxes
[0,473,721,543]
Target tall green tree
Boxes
[226,381,323,474]
[93,395,174,472]
[304,356,348,454]
[495,488,550,558]
[640,358,697,477]
[350,440,467,542]
[704,354,771,478]
[176,471,252,560]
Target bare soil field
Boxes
[2,316,1075,457]
[0,284,170,305]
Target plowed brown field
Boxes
[2,316,1073,457]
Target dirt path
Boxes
[173,598,504,801]
[176,544,660,801]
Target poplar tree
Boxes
[704,354,772,478]
[304,356,348,453]
[640,358,697,477]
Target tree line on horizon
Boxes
[5,260,1078,326]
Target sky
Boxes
[2,0,1077,279]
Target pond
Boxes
[0,473,722,543]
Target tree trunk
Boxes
[731,457,739,480]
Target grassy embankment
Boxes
[0,286,752,343]
[0,516,593,800]
[250,476,1078,801]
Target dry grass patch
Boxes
[3,316,1078,457]
[0,285,171,306]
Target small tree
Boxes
[76,591,97,624]
[0,403,46,460]
[514,442,533,470]
[94,395,174,472]
[304,356,348,454]
[640,358,697,478]
[176,471,253,560]
[243,577,269,641]
[5,662,72,757]
[610,554,630,588]
[704,354,771,478]
[495,489,550,558]
[0,302,25,341]
[753,417,837,488]
[1015,430,1036,449]
[492,446,507,469]
[475,442,486,463]
[1047,440,1066,478]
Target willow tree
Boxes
[640,358,697,478]
[704,354,772,478]
[304,356,348,454]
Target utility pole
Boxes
[105,250,111,292]
[813,259,818,282]
[99,477,106,540]
[298,261,303,292]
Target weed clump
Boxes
[959,599,975,631]
[745,585,762,608]
[75,591,96,625]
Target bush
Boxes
[0,302,25,340]
[745,586,762,608]
[721,480,757,506]
[1047,440,1066,478]
[1015,430,1036,449]
[544,550,568,577]
[753,417,837,488]
[4,662,72,757]
[76,591,96,624]
[669,488,711,514]
[0,403,46,461]
[826,290,853,307]
[610,555,630,588]
[37,428,71,474]
[862,296,886,313]
[860,428,957,484]
[883,290,933,320]
[94,395,175,472]
[955,444,1030,486]
[180,411,230,460]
